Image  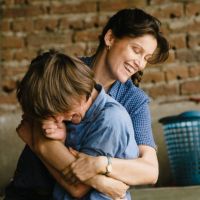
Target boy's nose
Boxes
[55,115,64,123]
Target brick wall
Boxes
[0,0,200,112]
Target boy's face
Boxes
[54,98,88,124]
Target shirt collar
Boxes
[107,81,121,99]
[83,84,107,122]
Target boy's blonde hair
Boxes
[17,50,95,121]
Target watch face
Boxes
[107,164,112,173]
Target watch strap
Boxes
[104,156,112,176]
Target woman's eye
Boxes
[133,47,140,54]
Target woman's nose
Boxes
[137,57,147,71]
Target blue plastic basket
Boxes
[159,111,200,186]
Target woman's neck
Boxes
[92,50,115,92]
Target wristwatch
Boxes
[104,156,112,176]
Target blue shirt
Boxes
[53,85,139,200]
[81,56,156,148]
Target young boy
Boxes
[5,50,138,200]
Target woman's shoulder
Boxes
[115,79,150,105]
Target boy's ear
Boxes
[104,29,115,47]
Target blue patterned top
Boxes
[81,56,156,148]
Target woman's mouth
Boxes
[124,63,137,75]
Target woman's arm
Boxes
[17,119,90,198]
[33,125,129,198]
[66,146,158,186]
[66,101,158,186]
[17,119,128,199]
[103,145,158,185]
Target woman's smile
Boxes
[124,62,138,75]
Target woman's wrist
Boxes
[97,156,108,174]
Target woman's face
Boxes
[105,33,157,83]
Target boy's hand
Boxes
[42,118,67,142]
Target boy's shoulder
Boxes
[97,94,133,130]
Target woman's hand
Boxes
[66,152,107,182]
[88,175,129,200]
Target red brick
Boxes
[147,84,178,99]
[74,29,100,42]
[67,16,84,30]
[181,80,200,95]
[84,15,99,29]
[4,0,14,6]
[59,16,85,30]
[1,50,14,61]
[188,34,200,48]
[2,6,45,18]
[12,19,34,32]
[160,23,171,36]
[165,50,176,64]
[1,36,24,49]
[165,65,189,81]
[0,20,11,32]
[142,70,165,84]
[176,49,198,62]
[150,0,170,4]
[50,2,96,14]
[14,0,28,4]
[64,42,86,57]
[27,32,72,47]
[187,18,200,33]
[149,3,184,19]
[2,79,17,93]
[189,63,200,77]
[14,49,36,61]
[59,18,70,29]
[98,14,112,27]
[99,0,147,12]
[2,66,28,77]
[0,94,18,105]
[168,34,186,49]
[186,2,200,16]
[34,18,58,31]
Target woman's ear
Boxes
[104,29,115,47]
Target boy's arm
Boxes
[17,119,90,198]
[32,123,128,199]
[39,156,90,198]
[17,119,128,199]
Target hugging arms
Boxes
[5,7,169,200]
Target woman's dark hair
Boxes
[95,8,170,86]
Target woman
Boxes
[62,7,169,186]
[5,8,169,200]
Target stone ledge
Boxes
[131,186,200,200]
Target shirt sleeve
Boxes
[123,81,156,148]
[79,108,132,157]
[130,100,156,148]
[80,125,125,157]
